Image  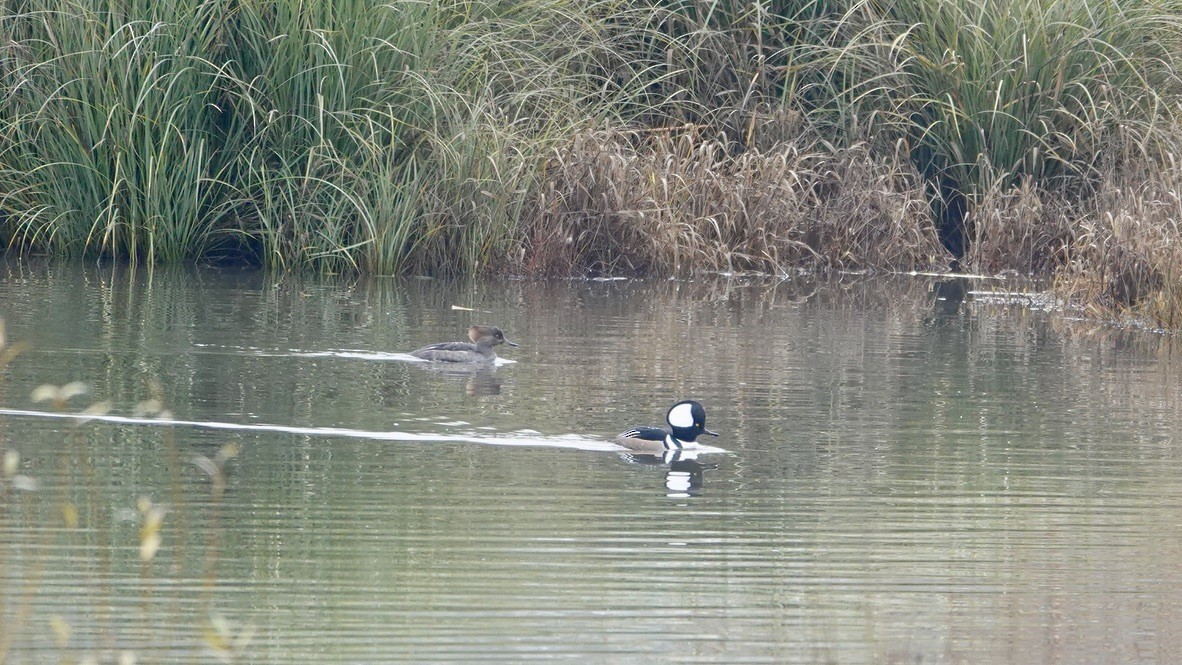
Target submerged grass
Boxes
[1,0,1182,323]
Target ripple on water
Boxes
[2,270,1182,662]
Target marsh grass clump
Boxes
[812,0,1182,256]
[0,0,661,274]
[232,0,684,276]
[0,0,234,262]
[960,173,1074,276]
[525,123,946,276]
[1054,163,1182,328]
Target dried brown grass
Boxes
[1053,163,1182,328]
[929,150,1182,330]
[961,173,1075,276]
[523,118,1182,330]
[522,121,948,277]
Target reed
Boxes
[0,0,235,262]
[523,123,945,276]
[2,0,1182,324]
[0,319,254,658]
[1053,159,1182,329]
[0,0,664,274]
[807,0,1182,257]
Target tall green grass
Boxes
[0,0,234,262]
[221,0,432,273]
[807,0,1182,258]
[229,0,680,275]
[0,0,667,274]
[2,0,1182,327]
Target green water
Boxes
[1,262,1181,663]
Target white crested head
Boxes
[665,400,717,444]
[667,402,696,429]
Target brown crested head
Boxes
[468,325,518,348]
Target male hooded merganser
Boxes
[410,325,518,363]
[615,400,718,451]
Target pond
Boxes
[1,262,1181,663]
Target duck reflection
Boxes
[929,277,969,318]
[619,450,716,497]
[413,362,504,396]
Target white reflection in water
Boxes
[0,406,727,456]
[194,343,517,365]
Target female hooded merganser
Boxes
[615,400,718,451]
[410,325,518,363]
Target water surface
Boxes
[1,263,1181,663]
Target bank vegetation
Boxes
[1,0,1181,325]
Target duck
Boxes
[615,400,718,451]
[409,325,518,363]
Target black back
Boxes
[618,426,667,442]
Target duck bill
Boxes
[702,428,719,437]
[505,338,519,348]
